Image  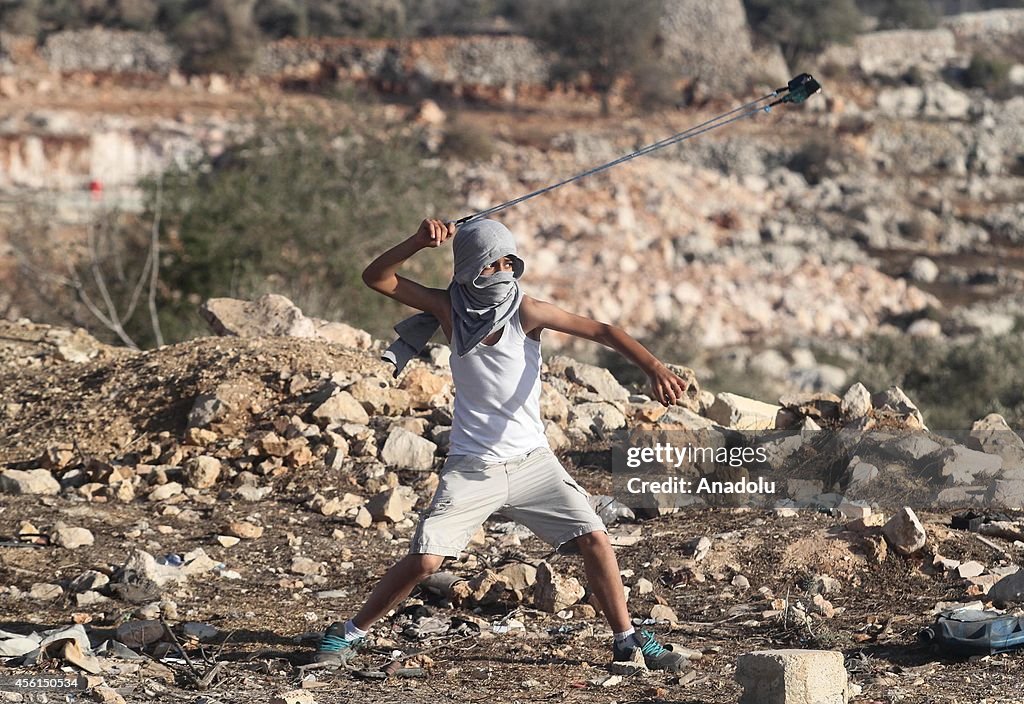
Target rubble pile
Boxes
[1,302,1023,702]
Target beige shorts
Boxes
[410,446,607,558]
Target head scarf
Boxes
[381,219,524,377]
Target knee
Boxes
[573,529,610,553]
[407,553,445,579]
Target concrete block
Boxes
[736,649,848,704]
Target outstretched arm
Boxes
[520,296,690,407]
[362,218,456,318]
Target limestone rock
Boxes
[311,391,370,425]
[883,507,927,555]
[183,456,221,489]
[534,561,584,613]
[52,525,94,549]
[0,468,60,495]
[840,383,872,420]
[366,485,418,523]
[380,427,437,471]
[707,393,780,430]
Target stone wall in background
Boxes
[41,28,181,74]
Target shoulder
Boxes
[519,295,545,336]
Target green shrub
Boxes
[149,120,453,343]
[743,0,863,65]
[519,0,665,116]
[851,333,1024,430]
[440,120,496,162]
[963,52,1013,93]
[785,138,846,185]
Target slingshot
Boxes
[452,73,822,226]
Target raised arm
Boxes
[519,296,690,407]
[362,218,456,318]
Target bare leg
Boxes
[575,530,632,633]
[351,553,445,630]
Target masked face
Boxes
[479,256,516,277]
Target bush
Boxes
[963,52,1013,93]
[150,121,454,343]
[859,0,937,30]
[851,333,1024,430]
[439,119,496,162]
[743,0,863,65]
[519,0,665,116]
[785,138,846,185]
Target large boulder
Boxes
[201,294,371,349]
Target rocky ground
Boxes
[2,307,1024,704]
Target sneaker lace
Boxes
[319,633,361,653]
[639,630,668,657]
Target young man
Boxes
[314,218,692,672]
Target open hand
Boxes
[648,364,691,407]
[415,218,456,248]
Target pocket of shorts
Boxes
[563,478,590,499]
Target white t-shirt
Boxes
[448,308,550,462]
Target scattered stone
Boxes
[366,485,418,523]
[497,563,538,596]
[399,367,449,407]
[565,361,630,402]
[957,561,986,579]
[534,561,584,613]
[986,480,1024,508]
[51,525,95,549]
[732,575,751,590]
[290,557,326,576]
[872,386,926,429]
[634,577,654,595]
[182,622,219,641]
[907,257,939,283]
[650,604,679,624]
[707,393,780,430]
[569,402,627,436]
[883,507,927,555]
[69,570,109,592]
[269,689,317,704]
[931,445,1002,485]
[216,535,241,547]
[847,460,879,490]
[735,649,849,704]
[30,583,63,600]
[183,456,221,489]
[840,383,872,420]
[381,427,437,470]
[968,413,1024,469]
[227,521,264,539]
[811,594,835,618]
[148,482,183,501]
[311,391,369,426]
[0,468,61,495]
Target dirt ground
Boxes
[1,325,1022,704]
[2,483,1023,704]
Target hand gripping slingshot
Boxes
[452,73,822,226]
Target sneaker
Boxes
[313,622,365,666]
[612,629,689,673]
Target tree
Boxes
[867,0,938,29]
[519,0,665,117]
[151,121,453,342]
[743,0,863,66]
[8,199,166,349]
